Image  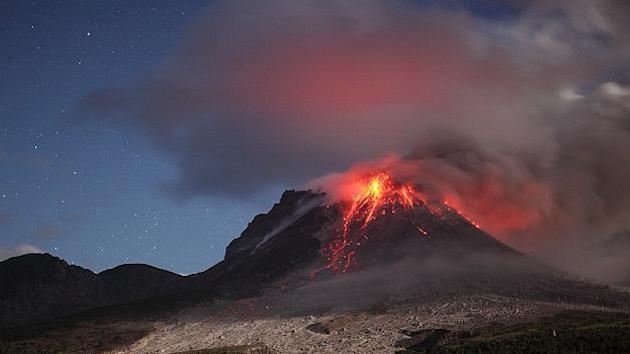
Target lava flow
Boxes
[321,172,428,274]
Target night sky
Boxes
[2,1,629,275]
[0,0,283,274]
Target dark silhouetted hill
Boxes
[0,253,183,328]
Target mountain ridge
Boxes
[0,253,184,328]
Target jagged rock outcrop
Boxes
[188,190,338,297]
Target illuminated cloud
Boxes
[83,1,630,248]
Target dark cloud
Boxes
[80,0,535,197]
[538,230,630,284]
[81,0,630,252]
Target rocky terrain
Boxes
[1,187,630,353]
[126,294,628,354]
[1,291,627,353]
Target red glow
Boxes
[309,169,491,276]
[320,172,429,274]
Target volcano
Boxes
[312,172,501,275]
[184,172,620,312]
[2,172,629,353]
[2,172,625,329]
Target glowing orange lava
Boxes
[322,172,427,274]
[309,171,483,277]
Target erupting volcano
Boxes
[4,172,629,354]
[342,173,421,228]
[321,172,425,273]
[317,171,483,275]
[198,168,513,302]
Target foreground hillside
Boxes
[0,254,184,328]
[397,311,630,354]
[1,292,628,353]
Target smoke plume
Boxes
[82,1,630,253]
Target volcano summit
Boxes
[181,172,623,314]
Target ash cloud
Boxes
[82,1,630,253]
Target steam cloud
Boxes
[82,1,630,252]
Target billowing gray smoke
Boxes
[81,1,630,279]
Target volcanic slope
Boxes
[127,174,629,354]
[3,174,629,354]
[183,173,627,315]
